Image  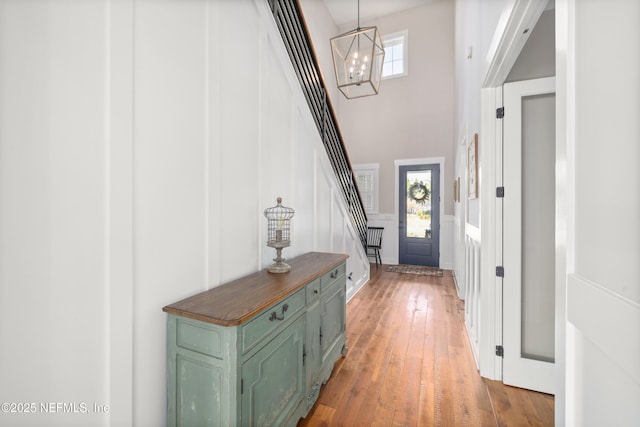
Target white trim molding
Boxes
[483,0,548,87]
[464,223,481,366]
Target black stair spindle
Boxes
[268,0,368,250]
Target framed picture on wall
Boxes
[468,133,478,199]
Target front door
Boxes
[399,164,440,266]
[502,77,555,394]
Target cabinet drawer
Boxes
[240,288,305,355]
[320,263,346,292]
[176,317,224,359]
[306,278,320,304]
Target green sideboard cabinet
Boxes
[163,252,348,427]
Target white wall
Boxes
[338,1,455,218]
[296,0,341,113]
[454,0,555,385]
[454,0,509,231]
[301,0,455,268]
[0,3,111,426]
[456,0,640,425]
[456,0,510,383]
[559,0,640,425]
[0,1,369,426]
[453,0,509,290]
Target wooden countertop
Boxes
[163,252,348,326]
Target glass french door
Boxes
[503,77,556,394]
[398,164,439,266]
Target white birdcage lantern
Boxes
[264,197,295,273]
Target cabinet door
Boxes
[241,314,305,427]
[321,280,346,365]
[305,299,321,409]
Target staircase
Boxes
[267,0,368,249]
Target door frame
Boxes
[398,163,441,267]
[476,1,551,383]
[394,157,444,266]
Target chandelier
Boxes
[330,0,385,99]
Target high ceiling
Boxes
[323,0,439,27]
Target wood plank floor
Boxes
[298,265,554,426]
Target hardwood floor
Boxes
[298,265,554,426]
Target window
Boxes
[382,30,408,79]
[353,164,379,214]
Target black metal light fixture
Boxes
[330,0,385,99]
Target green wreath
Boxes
[408,182,430,203]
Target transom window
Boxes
[382,30,408,79]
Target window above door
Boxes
[382,30,408,79]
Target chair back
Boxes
[366,227,384,248]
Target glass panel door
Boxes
[503,77,556,394]
[398,164,439,267]
[405,170,432,238]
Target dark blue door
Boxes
[399,164,440,266]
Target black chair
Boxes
[366,227,384,268]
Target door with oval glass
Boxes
[399,164,439,266]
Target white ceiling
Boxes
[323,0,439,27]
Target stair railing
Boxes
[267,0,368,248]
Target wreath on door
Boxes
[408,182,430,204]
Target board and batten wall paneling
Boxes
[565,0,640,424]
[0,1,110,426]
[0,1,370,426]
[315,167,334,251]
[217,0,262,282]
[108,1,135,425]
[133,1,211,425]
[293,109,318,256]
[259,32,295,270]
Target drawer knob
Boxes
[269,303,289,321]
[330,269,339,279]
[313,289,319,294]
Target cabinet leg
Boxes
[341,344,349,357]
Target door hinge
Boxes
[496,187,505,198]
[496,107,504,119]
[241,378,244,394]
[496,266,504,277]
[496,345,504,357]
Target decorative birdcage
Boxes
[264,197,295,273]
